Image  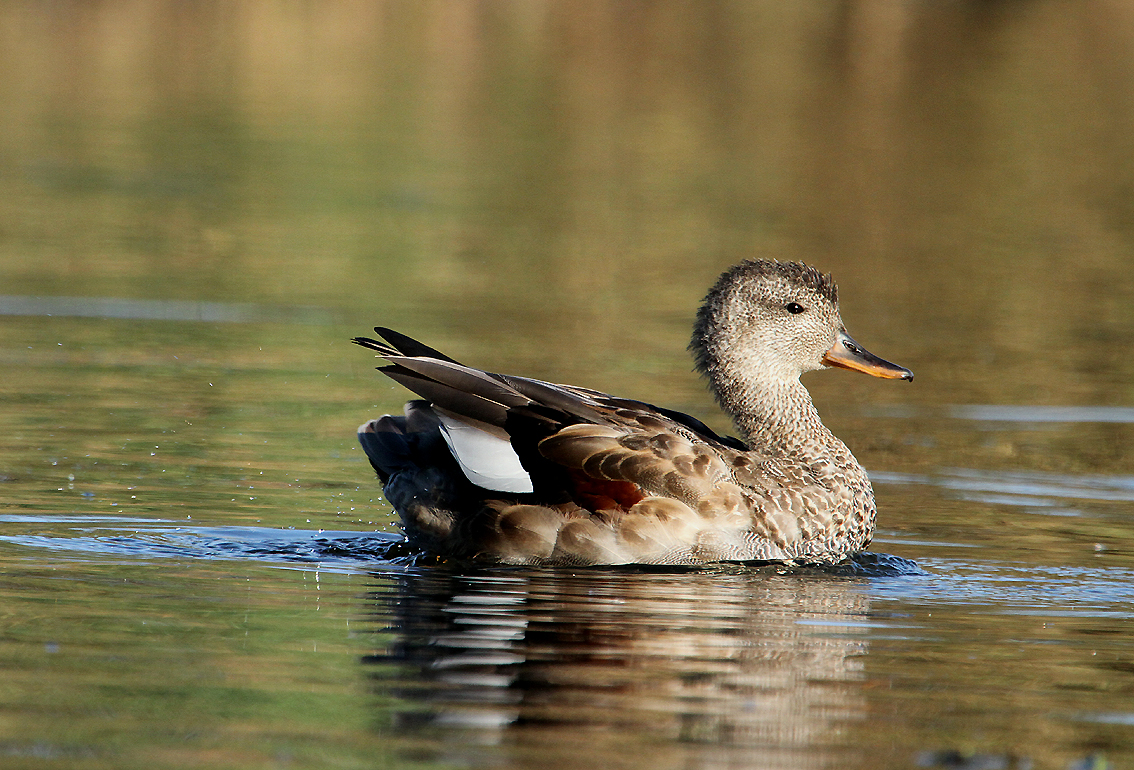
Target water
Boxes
[2,3,1134,769]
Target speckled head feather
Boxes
[733,260,836,301]
[689,259,839,379]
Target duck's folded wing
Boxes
[377,357,526,427]
[356,330,612,428]
[539,422,736,502]
[434,410,535,493]
[354,328,753,502]
[497,375,610,425]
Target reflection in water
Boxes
[365,568,872,769]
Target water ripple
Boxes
[865,404,1134,423]
[871,467,1134,503]
[0,516,921,576]
[0,524,413,572]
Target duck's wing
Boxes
[354,329,616,494]
[353,329,753,505]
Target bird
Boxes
[352,259,912,566]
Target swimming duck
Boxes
[353,259,912,565]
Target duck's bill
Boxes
[823,331,914,381]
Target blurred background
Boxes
[2,3,1134,769]
[4,1,1134,394]
[3,1,1133,484]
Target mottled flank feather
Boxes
[353,258,911,565]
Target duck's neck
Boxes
[722,375,838,457]
[702,349,850,464]
[694,330,877,560]
[695,337,877,560]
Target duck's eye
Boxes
[785,302,805,315]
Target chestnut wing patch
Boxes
[538,423,735,506]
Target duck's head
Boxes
[691,259,913,385]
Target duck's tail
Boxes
[351,327,461,364]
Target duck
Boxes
[353,259,912,566]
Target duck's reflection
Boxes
[364,567,871,769]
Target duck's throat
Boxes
[717,375,843,461]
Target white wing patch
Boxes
[436,412,534,493]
